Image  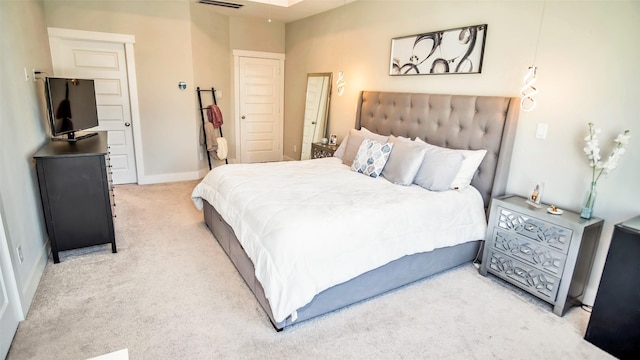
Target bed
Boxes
[191,91,520,330]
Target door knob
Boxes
[125,122,131,127]
[241,115,246,119]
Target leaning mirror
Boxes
[300,73,332,160]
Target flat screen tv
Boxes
[45,77,99,142]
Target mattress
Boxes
[191,157,487,323]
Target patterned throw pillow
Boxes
[351,138,394,178]
[338,127,389,166]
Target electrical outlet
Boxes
[32,69,37,82]
[23,67,30,82]
[16,245,24,264]
[216,90,223,99]
[293,145,297,153]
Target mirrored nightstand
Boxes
[311,142,338,159]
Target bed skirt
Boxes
[203,201,481,330]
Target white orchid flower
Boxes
[584,123,631,185]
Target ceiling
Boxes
[194,0,356,23]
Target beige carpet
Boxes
[7,181,612,359]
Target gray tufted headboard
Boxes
[355,91,519,209]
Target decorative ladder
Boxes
[197,87,228,169]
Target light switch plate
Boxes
[536,122,548,140]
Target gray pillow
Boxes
[381,139,427,185]
[341,136,365,167]
[341,128,388,167]
[414,138,486,190]
[414,147,465,191]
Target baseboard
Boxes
[20,241,48,316]
[197,158,233,179]
[137,171,201,185]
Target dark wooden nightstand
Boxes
[311,142,338,159]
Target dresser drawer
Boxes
[496,206,573,254]
[491,229,567,276]
[487,250,561,302]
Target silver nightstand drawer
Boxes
[496,206,573,255]
[487,250,560,302]
[491,228,567,276]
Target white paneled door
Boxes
[237,54,283,163]
[1,212,22,359]
[49,31,138,184]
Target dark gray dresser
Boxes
[479,195,604,316]
[585,215,640,359]
[34,132,116,263]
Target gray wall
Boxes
[43,1,287,179]
[0,0,52,312]
[284,0,640,304]
[190,3,232,166]
[44,1,204,182]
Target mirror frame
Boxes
[300,72,332,160]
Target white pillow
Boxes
[351,138,393,178]
[414,138,487,190]
[333,135,348,159]
[392,135,412,143]
[360,127,388,141]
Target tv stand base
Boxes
[51,132,98,142]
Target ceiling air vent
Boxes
[198,0,244,9]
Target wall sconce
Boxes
[336,0,346,96]
[178,81,187,90]
[336,71,346,96]
[520,66,538,111]
[267,0,272,22]
[520,1,546,112]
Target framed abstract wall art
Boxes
[389,24,487,76]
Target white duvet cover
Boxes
[191,157,487,323]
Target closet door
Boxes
[234,50,284,163]
[49,27,139,184]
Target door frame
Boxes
[0,202,24,358]
[232,50,285,163]
[48,27,145,183]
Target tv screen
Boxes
[45,77,99,141]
